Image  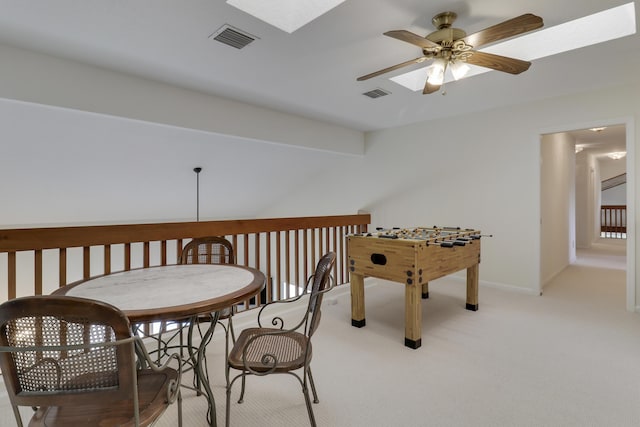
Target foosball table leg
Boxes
[465,263,479,311]
[350,272,366,327]
[404,282,422,349]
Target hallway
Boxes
[544,236,628,320]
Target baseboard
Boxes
[429,275,541,296]
[353,276,540,296]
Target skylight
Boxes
[226,0,346,33]
[391,2,637,91]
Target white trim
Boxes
[624,118,636,312]
[364,275,540,296]
[534,133,543,296]
[446,275,541,296]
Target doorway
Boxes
[540,121,634,311]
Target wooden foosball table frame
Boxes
[347,227,482,349]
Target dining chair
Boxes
[225,251,336,427]
[180,236,237,342]
[0,295,182,427]
[174,235,238,396]
[180,235,235,265]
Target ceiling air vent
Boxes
[363,88,391,99]
[210,24,257,49]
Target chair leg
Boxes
[307,366,319,404]
[177,389,183,427]
[11,404,24,427]
[225,381,232,427]
[302,383,318,427]
[238,374,246,403]
[186,319,204,395]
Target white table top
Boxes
[55,264,265,322]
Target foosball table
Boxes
[347,226,483,349]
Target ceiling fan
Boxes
[357,11,543,94]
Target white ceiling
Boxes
[568,125,627,158]
[0,0,637,134]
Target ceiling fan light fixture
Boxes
[427,59,447,85]
[450,60,471,80]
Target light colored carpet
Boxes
[2,239,638,426]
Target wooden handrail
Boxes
[0,214,371,303]
[0,215,368,251]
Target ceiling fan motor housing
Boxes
[425,27,467,44]
[432,11,457,29]
[426,12,467,46]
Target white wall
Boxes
[600,159,626,180]
[591,154,603,241]
[600,157,627,203]
[541,132,575,285]
[0,98,359,226]
[602,184,627,204]
[262,83,639,303]
[1,44,639,308]
[575,149,601,248]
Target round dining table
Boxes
[53,263,266,427]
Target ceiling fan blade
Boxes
[462,13,543,48]
[357,56,429,81]
[423,80,441,95]
[384,30,441,50]
[465,51,531,74]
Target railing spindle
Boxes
[254,233,261,305]
[143,241,150,268]
[59,248,67,287]
[266,232,272,303]
[339,226,345,283]
[285,230,291,298]
[83,246,90,280]
[303,229,309,285]
[294,229,300,292]
[34,249,43,296]
[161,240,167,266]
[176,239,183,263]
[8,252,16,300]
[124,243,131,271]
[311,229,316,274]
[104,245,111,275]
[275,231,281,301]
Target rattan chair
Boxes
[180,236,237,341]
[0,295,182,427]
[180,236,234,266]
[225,252,336,427]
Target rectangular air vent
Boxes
[210,24,257,49]
[363,88,391,99]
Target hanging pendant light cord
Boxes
[193,167,202,222]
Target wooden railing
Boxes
[600,205,626,238]
[0,214,370,306]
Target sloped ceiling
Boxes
[0,0,637,132]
